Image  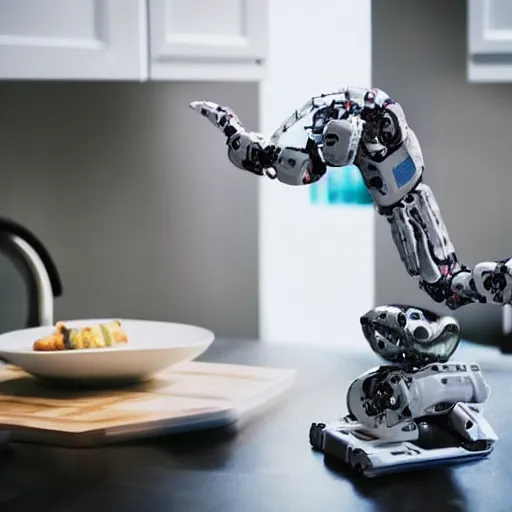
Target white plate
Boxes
[0,319,215,384]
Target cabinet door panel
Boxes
[149,0,268,80]
[0,0,147,80]
[469,0,512,54]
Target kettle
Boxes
[0,218,62,329]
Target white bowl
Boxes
[0,319,214,385]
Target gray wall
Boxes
[372,0,512,346]
[0,82,259,338]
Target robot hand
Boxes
[190,100,279,178]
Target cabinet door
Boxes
[0,0,147,80]
[149,0,268,81]
[468,0,512,81]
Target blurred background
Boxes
[0,0,510,349]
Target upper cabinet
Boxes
[468,0,512,82]
[0,0,147,80]
[149,0,267,81]
[0,0,268,81]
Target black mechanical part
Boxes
[309,423,326,451]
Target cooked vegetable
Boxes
[33,320,127,351]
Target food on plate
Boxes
[33,320,128,351]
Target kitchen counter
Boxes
[0,338,511,512]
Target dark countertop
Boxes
[0,338,512,512]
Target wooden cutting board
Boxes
[0,361,295,447]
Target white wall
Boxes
[259,0,374,345]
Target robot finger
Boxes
[189,100,223,116]
[189,100,243,134]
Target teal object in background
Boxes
[310,165,373,206]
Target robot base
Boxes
[307,305,498,477]
[309,406,496,478]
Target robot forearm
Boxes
[386,182,512,309]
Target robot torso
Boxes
[356,127,424,209]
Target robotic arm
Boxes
[190,90,512,311]
[189,88,366,186]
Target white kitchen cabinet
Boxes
[468,0,512,82]
[0,0,148,80]
[0,0,268,81]
[148,0,268,81]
